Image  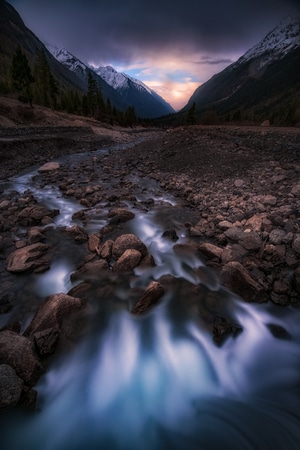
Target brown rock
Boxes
[38,162,60,172]
[220,261,268,302]
[24,293,89,347]
[108,208,135,223]
[99,239,114,260]
[0,331,44,386]
[131,281,164,315]
[6,243,50,273]
[291,184,300,197]
[33,328,59,356]
[65,224,88,243]
[269,229,286,245]
[113,249,142,273]
[0,364,24,409]
[292,235,300,255]
[18,205,59,224]
[237,231,262,251]
[71,259,109,280]
[112,234,147,259]
[198,242,223,260]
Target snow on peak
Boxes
[236,15,300,67]
[91,65,153,95]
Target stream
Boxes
[1,142,300,449]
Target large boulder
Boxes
[113,249,141,273]
[112,234,147,260]
[18,205,59,225]
[0,364,24,409]
[131,281,164,315]
[0,331,43,386]
[6,243,50,273]
[24,293,89,349]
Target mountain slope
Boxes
[0,0,86,94]
[92,65,175,118]
[183,15,300,125]
[49,46,174,118]
[47,46,129,111]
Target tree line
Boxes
[5,46,138,126]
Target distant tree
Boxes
[124,106,137,127]
[186,101,196,125]
[87,71,98,117]
[34,49,58,109]
[10,46,34,105]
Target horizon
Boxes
[7,0,300,110]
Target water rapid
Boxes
[1,146,300,450]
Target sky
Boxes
[8,0,300,110]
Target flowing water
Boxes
[1,144,300,449]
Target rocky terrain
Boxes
[0,122,300,412]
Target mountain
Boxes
[48,46,174,118]
[0,0,86,94]
[183,15,300,125]
[46,46,128,112]
[92,65,175,118]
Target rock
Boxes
[18,205,59,225]
[161,229,179,241]
[237,231,262,251]
[269,229,287,245]
[88,234,102,252]
[65,224,88,243]
[210,315,242,346]
[198,242,223,260]
[112,234,147,259]
[27,227,46,244]
[33,328,59,356]
[221,244,247,264]
[71,259,110,280]
[0,364,24,409]
[266,324,291,340]
[291,184,300,197]
[260,195,277,206]
[6,243,50,273]
[261,120,270,127]
[293,267,300,294]
[218,220,233,230]
[245,214,265,232]
[113,249,142,273]
[220,261,268,303]
[99,239,114,260]
[224,227,241,241]
[234,179,245,187]
[38,162,60,172]
[292,235,300,254]
[108,208,135,223]
[24,293,89,348]
[0,331,44,386]
[0,292,14,314]
[131,281,164,315]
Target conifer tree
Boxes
[10,46,34,105]
[34,49,58,109]
[87,71,98,117]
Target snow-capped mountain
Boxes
[91,65,174,117]
[183,15,300,125]
[48,46,174,118]
[233,15,300,70]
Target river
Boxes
[1,142,300,449]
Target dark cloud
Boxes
[8,0,300,64]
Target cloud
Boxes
[8,0,300,108]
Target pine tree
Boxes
[34,49,58,109]
[87,71,98,117]
[10,46,34,105]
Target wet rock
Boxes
[0,331,44,386]
[161,229,179,241]
[220,261,268,303]
[266,323,291,340]
[112,233,147,259]
[99,239,114,260]
[221,244,247,264]
[18,205,59,225]
[270,292,289,306]
[71,259,109,281]
[38,161,60,172]
[131,281,165,315]
[0,364,24,409]
[113,249,142,273]
[0,292,14,314]
[88,234,102,252]
[108,208,135,223]
[210,315,243,346]
[6,243,50,273]
[27,227,46,244]
[65,224,88,243]
[33,328,59,357]
[24,293,89,348]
